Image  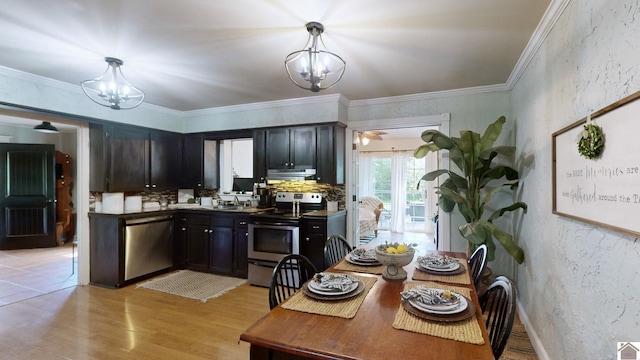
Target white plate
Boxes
[409,293,468,315]
[308,279,360,296]
[419,261,460,272]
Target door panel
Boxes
[0,144,56,249]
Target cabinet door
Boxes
[233,217,249,278]
[181,134,204,189]
[253,130,267,182]
[108,126,148,191]
[89,123,107,192]
[186,216,210,271]
[301,220,327,271]
[316,124,345,184]
[150,130,181,190]
[266,128,290,169]
[203,140,220,189]
[174,215,188,268]
[290,126,316,169]
[209,225,234,274]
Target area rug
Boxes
[136,270,246,303]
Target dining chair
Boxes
[268,254,318,309]
[323,234,352,269]
[480,276,517,359]
[468,244,488,290]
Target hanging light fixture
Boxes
[33,121,59,133]
[81,57,144,110]
[285,22,346,92]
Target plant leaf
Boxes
[480,179,520,206]
[487,202,528,222]
[480,116,506,151]
[482,221,525,264]
[459,221,491,245]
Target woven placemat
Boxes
[412,259,471,285]
[392,281,485,345]
[281,274,377,319]
[333,258,384,275]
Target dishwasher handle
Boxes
[124,215,173,226]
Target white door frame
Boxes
[346,114,451,250]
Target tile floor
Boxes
[0,242,77,306]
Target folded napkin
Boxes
[312,273,358,292]
[400,286,460,307]
[350,248,377,261]
[417,254,459,269]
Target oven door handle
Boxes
[250,221,297,227]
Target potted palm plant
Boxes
[414,116,527,263]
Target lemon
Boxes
[442,290,452,298]
[386,247,398,254]
[396,244,408,254]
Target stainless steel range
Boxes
[247,192,323,287]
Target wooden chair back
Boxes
[268,254,317,309]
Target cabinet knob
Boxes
[290,163,294,167]
[204,229,209,233]
[284,162,289,166]
[181,227,186,231]
[209,229,213,233]
[312,225,320,229]
[197,183,202,187]
[245,232,249,236]
[152,184,157,188]
[145,184,150,188]
[305,237,310,241]
[240,221,247,225]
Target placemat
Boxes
[281,274,377,319]
[392,281,485,345]
[333,258,384,275]
[412,259,471,285]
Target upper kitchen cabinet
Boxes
[90,123,181,192]
[266,126,316,170]
[181,133,204,189]
[253,130,267,182]
[180,135,220,190]
[316,124,345,184]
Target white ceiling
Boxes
[0,0,551,113]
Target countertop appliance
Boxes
[247,192,322,287]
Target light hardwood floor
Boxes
[0,245,271,360]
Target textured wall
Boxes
[511,0,640,358]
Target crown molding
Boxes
[506,0,571,89]
[349,84,510,107]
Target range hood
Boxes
[266,168,317,181]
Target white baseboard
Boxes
[517,301,551,360]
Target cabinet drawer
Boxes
[188,215,210,226]
[210,215,234,227]
[304,221,326,234]
[234,217,249,228]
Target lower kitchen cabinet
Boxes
[183,212,249,278]
[89,212,174,288]
[301,210,347,271]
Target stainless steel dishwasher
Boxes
[124,215,173,281]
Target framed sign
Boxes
[552,90,640,237]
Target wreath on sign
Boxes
[577,122,604,159]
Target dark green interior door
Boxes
[0,144,56,249]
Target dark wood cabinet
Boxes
[90,123,181,192]
[316,124,345,184]
[107,125,147,191]
[183,211,248,278]
[186,215,211,272]
[253,130,267,182]
[233,216,250,278]
[208,215,234,274]
[266,126,316,170]
[301,211,347,271]
[181,134,205,189]
[149,130,181,190]
[253,123,345,184]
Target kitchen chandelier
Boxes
[81,57,144,110]
[285,22,346,92]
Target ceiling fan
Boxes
[358,130,387,145]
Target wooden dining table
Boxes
[240,249,493,360]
